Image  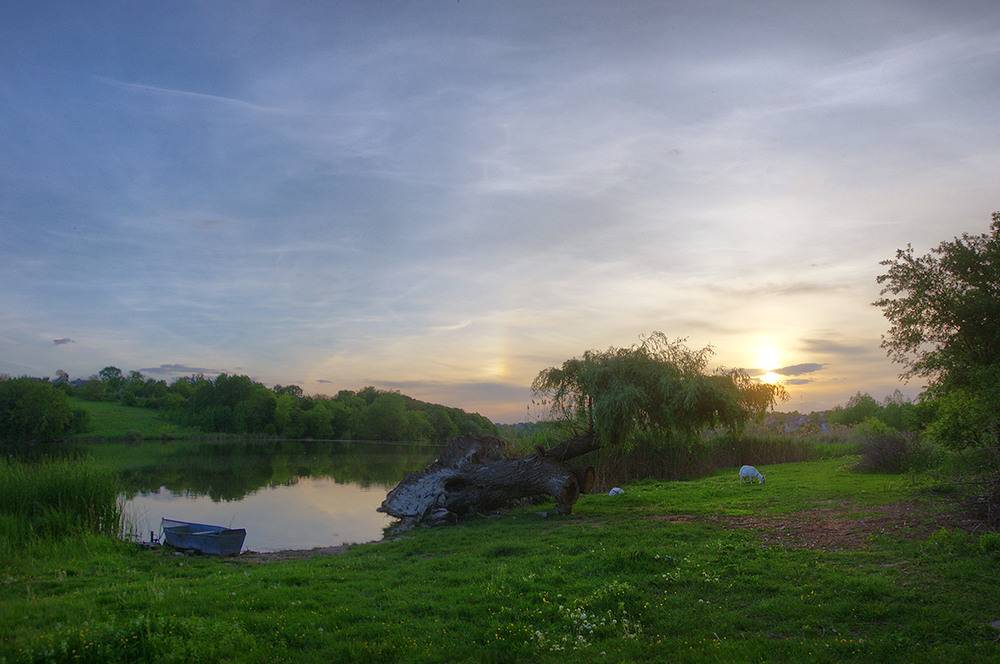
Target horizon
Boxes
[3,2,997,423]
[14,358,913,425]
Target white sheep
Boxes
[739,465,765,485]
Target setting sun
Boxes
[756,346,780,372]
[759,372,782,384]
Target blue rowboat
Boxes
[161,518,246,556]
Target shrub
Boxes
[854,428,914,473]
[0,377,83,441]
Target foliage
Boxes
[532,333,788,450]
[875,211,1000,446]
[827,391,880,426]
[19,369,496,443]
[0,377,90,442]
[3,458,998,663]
[825,390,922,433]
[920,387,993,450]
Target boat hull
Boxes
[161,518,246,556]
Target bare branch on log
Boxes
[536,432,600,462]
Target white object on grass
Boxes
[609,487,624,496]
[739,465,765,484]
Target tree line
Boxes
[0,370,496,443]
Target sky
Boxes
[2,1,999,423]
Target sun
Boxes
[755,346,779,372]
[755,346,782,384]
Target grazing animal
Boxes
[740,465,765,485]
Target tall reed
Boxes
[0,457,123,550]
[591,431,844,490]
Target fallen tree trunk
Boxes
[377,433,597,525]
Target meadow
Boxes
[2,455,998,663]
[66,398,203,440]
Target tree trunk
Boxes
[377,433,598,524]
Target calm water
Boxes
[127,477,398,552]
[110,439,442,553]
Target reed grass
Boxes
[591,432,857,490]
[0,457,124,551]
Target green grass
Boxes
[0,458,124,551]
[2,457,998,663]
[68,398,202,439]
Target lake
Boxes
[128,476,397,552]
[100,439,442,552]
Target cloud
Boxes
[784,378,815,386]
[52,338,74,345]
[316,379,332,384]
[140,363,224,376]
[799,337,874,358]
[197,219,232,230]
[774,363,825,376]
[373,379,530,405]
[96,77,291,115]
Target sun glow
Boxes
[755,346,782,384]
[756,346,779,372]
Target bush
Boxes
[854,428,914,473]
[0,377,87,441]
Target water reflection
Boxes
[118,440,441,551]
[117,439,443,501]
[128,477,396,552]
[4,439,441,552]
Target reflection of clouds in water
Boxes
[125,476,396,552]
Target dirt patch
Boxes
[235,542,373,563]
[654,501,977,551]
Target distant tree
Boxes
[356,386,382,406]
[828,392,880,426]
[532,333,788,449]
[0,377,88,441]
[76,378,104,401]
[98,366,125,391]
[875,211,1000,445]
[233,389,277,434]
[428,408,460,441]
[52,370,72,395]
[878,390,917,431]
[357,392,411,441]
[274,384,304,398]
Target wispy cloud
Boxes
[140,364,224,377]
[800,337,876,358]
[96,77,293,115]
[775,363,825,377]
[52,338,74,345]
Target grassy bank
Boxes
[67,398,203,440]
[2,457,998,663]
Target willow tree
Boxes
[531,333,787,449]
